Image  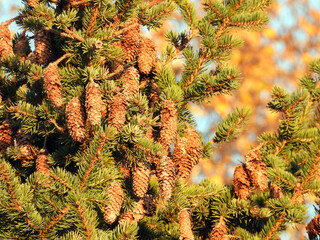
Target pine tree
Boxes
[2,0,320,239]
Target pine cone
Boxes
[43,63,63,108]
[0,23,13,58]
[132,161,151,198]
[156,156,175,201]
[179,209,195,240]
[245,150,268,192]
[209,217,228,240]
[137,36,157,74]
[85,81,102,126]
[108,93,127,132]
[120,19,140,63]
[104,182,124,224]
[66,97,86,142]
[27,0,39,7]
[122,66,140,99]
[119,199,145,225]
[15,129,37,166]
[307,214,320,237]
[174,124,201,179]
[148,81,160,108]
[34,30,52,66]
[13,34,30,59]
[143,194,156,215]
[159,99,177,153]
[270,183,283,199]
[27,52,37,64]
[36,149,50,174]
[233,164,251,200]
[0,120,13,154]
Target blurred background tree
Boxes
[3,0,320,239]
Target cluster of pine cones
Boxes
[0,1,205,238]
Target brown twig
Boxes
[86,5,99,36]
[76,201,92,240]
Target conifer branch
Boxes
[0,162,38,230]
[80,133,109,189]
[9,106,64,133]
[40,205,70,237]
[48,172,73,190]
[64,28,85,42]
[264,214,285,240]
[75,201,92,240]
[86,5,99,37]
[234,0,245,11]
[70,0,90,7]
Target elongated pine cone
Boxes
[132,161,151,198]
[122,67,140,99]
[85,81,102,125]
[108,93,127,132]
[27,0,39,7]
[43,63,63,108]
[104,182,124,224]
[156,156,175,201]
[36,149,50,174]
[66,97,86,142]
[119,199,145,225]
[174,124,201,179]
[0,120,13,154]
[245,150,268,192]
[148,81,160,108]
[121,19,140,62]
[179,209,195,240]
[270,183,283,199]
[0,23,13,58]
[15,129,37,166]
[143,194,156,215]
[233,164,251,200]
[209,217,228,240]
[34,30,52,66]
[159,100,177,153]
[14,34,30,59]
[307,214,320,238]
[137,36,157,74]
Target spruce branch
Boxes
[86,4,99,36]
[75,201,92,240]
[40,205,70,237]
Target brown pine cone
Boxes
[233,164,251,200]
[34,30,52,66]
[13,33,30,59]
[66,97,86,142]
[85,81,102,126]
[156,156,175,201]
[119,199,145,225]
[0,23,13,58]
[179,209,195,240]
[307,214,320,237]
[174,124,201,179]
[122,66,140,99]
[43,63,63,108]
[245,150,268,192]
[209,217,228,240]
[148,80,160,108]
[0,120,13,154]
[159,99,177,154]
[137,36,157,74]
[132,161,151,198]
[15,129,37,166]
[120,19,140,63]
[36,149,50,174]
[143,194,156,215]
[270,183,283,199]
[108,93,127,132]
[104,182,124,224]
